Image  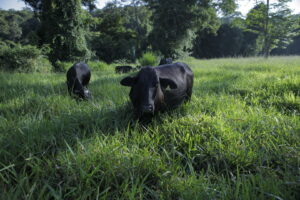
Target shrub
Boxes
[55,61,74,72]
[0,44,52,72]
[138,52,158,66]
[33,56,53,73]
[88,61,111,71]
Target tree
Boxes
[246,0,296,58]
[143,0,237,58]
[82,0,97,11]
[271,14,300,55]
[90,4,137,63]
[123,0,152,58]
[0,10,24,42]
[89,1,152,63]
[23,0,95,66]
[192,15,258,58]
[0,9,39,45]
[23,0,96,11]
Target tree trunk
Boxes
[263,0,270,58]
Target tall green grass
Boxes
[0,56,299,199]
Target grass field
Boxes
[0,56,299,199]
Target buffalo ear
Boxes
[120,76,137,86]
[159,78,177,89]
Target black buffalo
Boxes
[120,62,193,118]
[115,65,133,74]
[135,65,142,70]
[159,58,173,65]
[66,62,91,99]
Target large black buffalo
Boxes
[66,62,92,99]
[120,62,193,118]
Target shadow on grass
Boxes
[273,101,300,115]
[0,101,134,165]
[0,73,144,166]
[0,74,133,166]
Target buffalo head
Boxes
[120,66,177,118]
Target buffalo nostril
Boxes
[148,105,153,112]
[142,105,154,113]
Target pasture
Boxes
[0,56,299,199]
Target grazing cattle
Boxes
[159,58,173,65]
[66,62,92,99]
[115,65,133,74]
[120,62,193,119]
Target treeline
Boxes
[0,0,299,71]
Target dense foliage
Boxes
[89,3,151,63]
[192,19,258,58]
[245,1,297,57]
[145,0,233,58]
[0,9,39,45]
[24,0,92,66]
[0,43,52,72]
[0,0,299,68]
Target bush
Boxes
[33,56,53,73]
[0,44,52,72]
[55,61,74,72]
[138,52,158,66]
[88,61,111,71]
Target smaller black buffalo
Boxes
[135,65,142,70]
[159,58,173,65]
[66,62,91,99]
[115,65,133,74]
[120,62,193,119]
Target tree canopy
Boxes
[245,0,297,57]
[0,0,299,66]
[22,0,92,65]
